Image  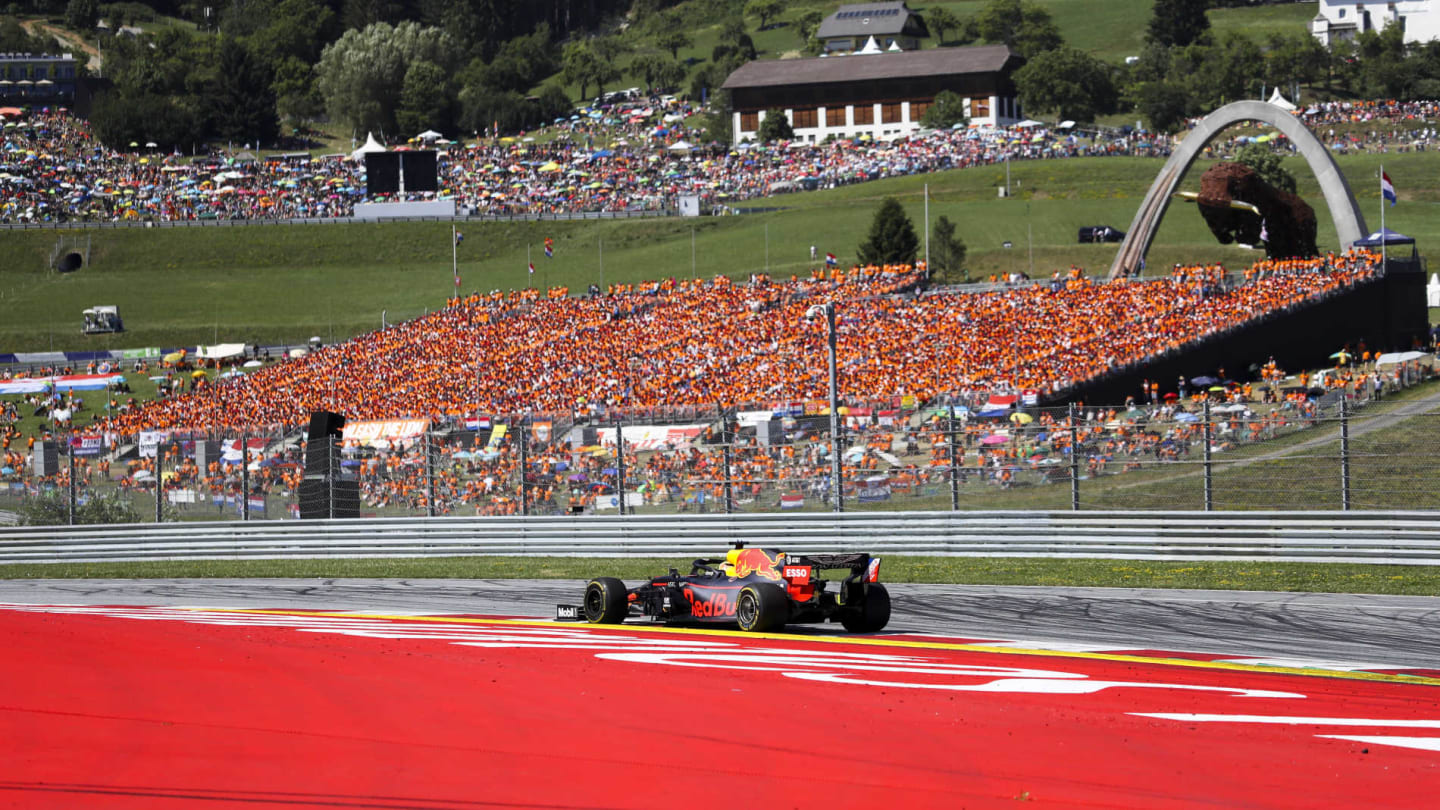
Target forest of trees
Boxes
[5,0,1440,150]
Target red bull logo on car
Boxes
[682,587,737,618]
[727,548,784,581]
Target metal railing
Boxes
[2,510,1439,565]
[0,208,677,231]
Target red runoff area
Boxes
[0,607,1436,809]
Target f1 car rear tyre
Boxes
[584,577,628,624]
[736,583,788,632]
[840,582,890,633]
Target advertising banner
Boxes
[596,424,705,452]
[342,419,430,443]
[138,431,166,458]
[68,435,103,456]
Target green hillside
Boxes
[1,148,1432,353]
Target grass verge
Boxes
[1,556,1437,595]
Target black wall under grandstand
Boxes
[1058,262,1429,405]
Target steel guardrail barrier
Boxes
[2,511,1440,565]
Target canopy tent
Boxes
[198,343,247,360]
[856,35,883,54]
[666,140,696,151]
[350,132,386,162]
[1353,228,1415,247]
[1267,89,1297,111]
[1375,351,1429,366]
[416,129,443,141]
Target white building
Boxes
[1311,0,1440,46]
[721,45,1024,145]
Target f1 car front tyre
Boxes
[736,583,788,632]
[584,577,628,624]
[840,582,891,633]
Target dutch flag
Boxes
[1381,171,1397,207]
[825,252,838,266]
[544,244,553,258]
[528,262,535,275]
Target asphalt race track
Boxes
[0,578,1435,668]
[2,579,1437,808]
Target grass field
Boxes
[2,148,1434,353]
[1,555,1436,594]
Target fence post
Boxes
[1068,403,1080,511]
[948,409,960,511]
[327,436,336,521]
[424,430,436,518]
[721,407,734,514]
[519,415,529,516]
[154,444,164,524]
[241,431,250,521]
[1340,397,1352,511]
[66,435,76,526]
[1202,400,1213,511]
[615,420,626,516]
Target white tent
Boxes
[350,132,386,162]
[198,343,246,360]
[886,41,902,52]
[416,129,442,141]
[1428,273,1440,307]
[666,139,696,151]
[1014,119,1045,128]
[857,35,882,54]
[1376,351,1429,366]
[1267,88,1297,111]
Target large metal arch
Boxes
[1108,100,1369,280]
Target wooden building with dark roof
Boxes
[816,1,929,54]
[720,45,1024,144]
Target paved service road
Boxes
[0,578,1436,668]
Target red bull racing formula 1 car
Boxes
[557,545,890,633]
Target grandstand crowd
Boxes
[0,106,1172,223]
[0,243,1426,515]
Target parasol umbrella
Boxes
[980,434,1010,445]
[243,359,263,368]
[1208,386,1225,392]
[1174,412,1200,423]
[1190,376,1219,386]
[1330,350,1352,364]
[1163,392,1179,400]
[191,370,207,378]
[1009,412,1034,424]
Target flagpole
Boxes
[924,183,930,278]
[527,244,532,289]
[451,224,457,299]
[1380,165,1387,270]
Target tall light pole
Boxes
[807,302,842,512]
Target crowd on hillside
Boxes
[0,106,1171,224]
[69,248,1383,438]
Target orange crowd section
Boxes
[95,250,1382,433]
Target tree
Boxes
[1148,0,1209,49]
[1014,47,1117,123]
[755,108,793,142]
[315,21,460,137]
[925,7,960,46]
[1235,142,1297,195]
[930,215,968,283]
[857,198,919,266]
[655,29,692,60]
[206,37,279,144]
[65,0,99,32]
[1134,79,1190,133]
[795,9,823,46]
[562,40,618,102]
[920,90,968,129]
[973,0,1063,58]
[630,53,686,92]
[396,59,451,136]
[745,0,782,31]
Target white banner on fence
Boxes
[166,489,197,504]
[138,431,166,458]
[596,424,706,452]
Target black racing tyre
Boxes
[584,577,628,624]
[841,582,891,633]
[736,583,789,632]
